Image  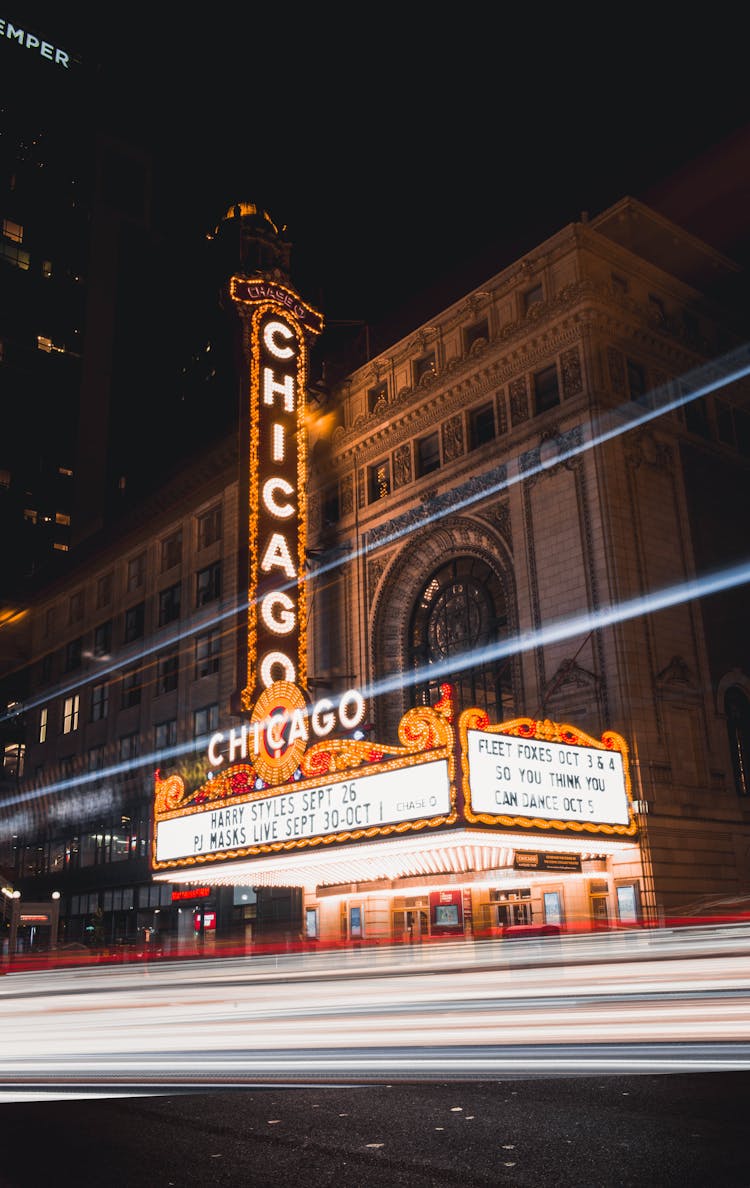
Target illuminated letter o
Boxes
[338,689,366,730]
[260,651,296,687]
[311,698,335,737]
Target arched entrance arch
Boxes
[370,517,519,740]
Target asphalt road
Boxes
[0,1073,748,1187]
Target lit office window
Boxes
[2,743,25,779]
[62,695,80,734]
[2,219,22,242]
[39,707,48,743]
[368,459,391,502]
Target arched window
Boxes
[725,686,750,797]
[408,556,513,719]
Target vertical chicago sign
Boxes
[230,277,326,786]
[229,278,324,707]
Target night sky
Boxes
[20,10,746,346]
[6,9,750,364]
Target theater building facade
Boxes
[3,197,750,948]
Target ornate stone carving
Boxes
[481,500,512,548]
[625,429,673,471]
[607,346,626,396]
[442,414,465,462]
[365,463,508,549]
[510,377,529,426]
[340,474,353,516]
[308,491,321,534]
[561,346,583,398]
[496,391,508,436]
[656,655,700,692]
[393,442,412,488]
[367,555,388,597]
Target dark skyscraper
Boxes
[0,16,157,598]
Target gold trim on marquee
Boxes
[458,708,638,838]
[152,687,458,872]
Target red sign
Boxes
[172,886,211,901]
[194,910,216,932]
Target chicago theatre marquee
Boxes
[151,223,645,943]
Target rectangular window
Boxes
[39,706,48,743]
[3,742,25,779]
[64,637,82,672]
[87,745,105,772]
[0,241,29,269]
[2,218,23,242]
[322,483,339,526]
[193,704,219,740]
[158,582,181,626]
[121,667,142,709]
[41,653,52,682]
[469,402,496,449]
[368,459,391,502]
[648,293,667,325]
[93,620,112,658]
[109,830,131,864]
[416,431,440,477]
[367,381,388,413]
[161,529,183,571]
[197,505,222,549]
[196,562,222,607]
[126,552,145,592]
[413,352,436,384]
[96,573,113,608]
[195,629,220,678]
[534,364,560,414]
[522,284,543,313]
[62,694,80,734]
[627,359,648,406]
[119,733,139,761]
[156,647,179,694]
[123,602,145,643]
[69,590,84,623]
[463,318,489,354]
[715,399,735,446]
[685,397,711,439]
[155,719,177,752]
[90,683,109,722]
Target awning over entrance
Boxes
[154,829,638,892]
